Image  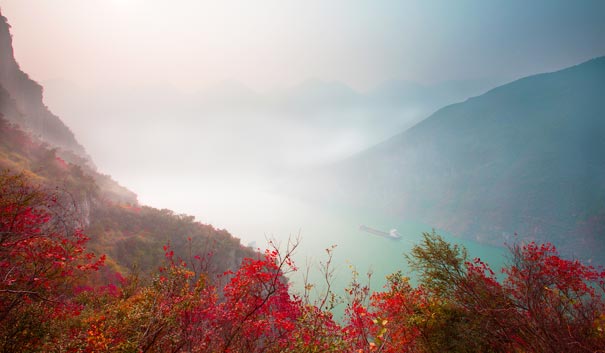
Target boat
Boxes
[359,225,401,239]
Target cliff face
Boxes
[0,10,139,207]
[0,10,90,164]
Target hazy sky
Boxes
[1,0,604,92]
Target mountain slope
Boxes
[330,57,605,261]
[0,11,89,163]
[0,10,256,278]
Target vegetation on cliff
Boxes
[0,116,255,282]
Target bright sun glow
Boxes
[110,0,142,12]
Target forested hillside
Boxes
[321,57,605,263]
[0,8,256,279]
[0,117,255,278]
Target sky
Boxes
[1,0,604,92]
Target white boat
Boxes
[359,225,401,239]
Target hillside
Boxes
[0,9,256,279]
[325,57,605,262]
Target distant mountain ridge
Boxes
[325,57,605,262]
[43,76,496,118]
[42,74,497,179]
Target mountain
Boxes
[367,78,495,112]
[324,57,605,262]
[0,12,91,164]
[0,9,256,278]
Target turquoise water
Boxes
[193,185,510,316]
[283,202,508,316]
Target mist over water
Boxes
[42,79,493,242]
[38,78,514,307]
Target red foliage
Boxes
[0,171,104,351]
[368,273,424,352]
[2,171,604,352]
[502,241,605,351]
[0,172,103,296]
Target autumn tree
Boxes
[0,171,104,352]
[366,231,605,353]
[503,242,605,352]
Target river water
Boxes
[134,175,508,315]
